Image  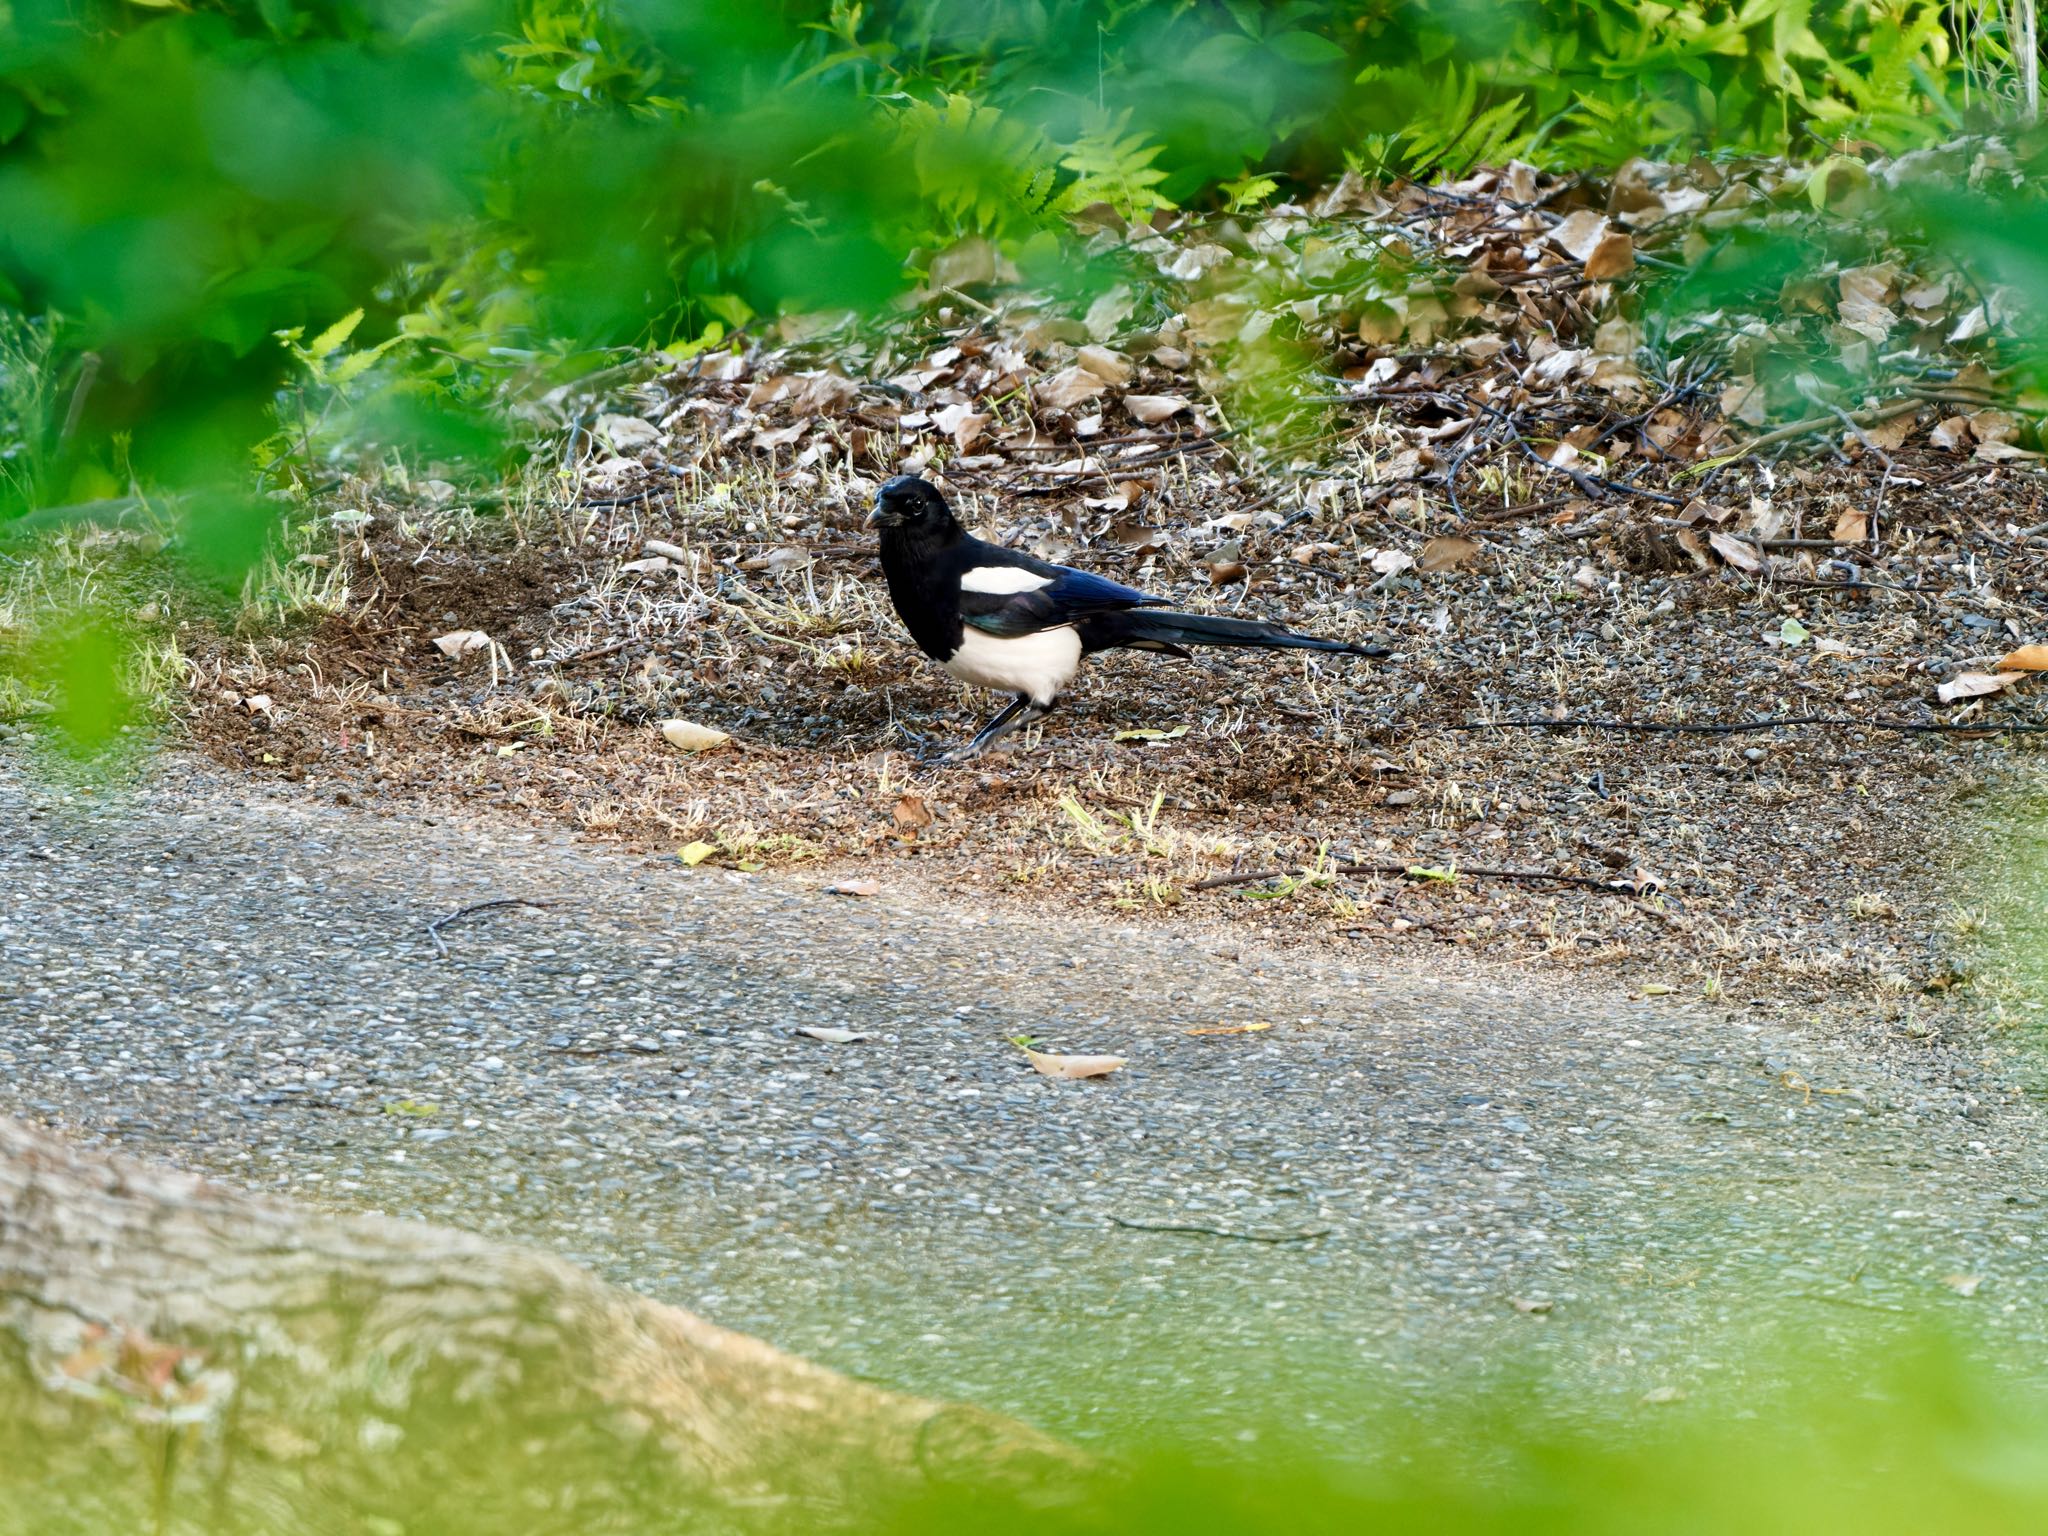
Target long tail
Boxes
[1083,608,1389,658]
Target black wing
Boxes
[959,565,1165,639]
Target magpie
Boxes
[866,474,1387,760]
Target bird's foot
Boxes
[889,720,946,761]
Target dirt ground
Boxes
[165,159,2048,1027]
[175,441,2048,1030]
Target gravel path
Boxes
[6,752,2046,1454]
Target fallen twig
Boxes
[1108,1216,1331,1244]
[1715,398,1923,461]
[1439,714,2048,737]
[1190,859,1650,897]
[424,897,554,957]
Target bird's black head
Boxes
[866,474,958,536]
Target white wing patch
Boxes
[944,625,1082,704]
[959,565,1053,595]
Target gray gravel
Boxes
[5,751,2047,1456]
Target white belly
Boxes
[943,625,1082,703]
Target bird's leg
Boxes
[890,718,949,762]
[944,694,1052,763]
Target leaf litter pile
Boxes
[187,146,2048,1025]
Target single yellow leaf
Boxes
[678,841,718,866]
[1640,983,1675,997]
[1185,1022,1273,1036]
[1113,725,1189,743]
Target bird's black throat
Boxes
[877,514,968,662]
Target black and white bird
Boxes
[866,474,1387,760]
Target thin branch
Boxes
[423,898,554,957]
[1190,859,1651,897]
[1437,714,2048,736]
[1108,1216,1332,1244]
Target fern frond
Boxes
[1057,108,1177,223]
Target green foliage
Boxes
[891,92,1059,235]
[1059,108,1178,222]
[0,0,2036,563]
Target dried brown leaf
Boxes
[1550,209,1610,262]
[1997,644,2048,672]
[1583,230,1636,281]
[1862,412,1916,452]
[1035,365,1110,411]
[826,878,880,898]
[1930,415,1972,451]
[1419,535,1482,573]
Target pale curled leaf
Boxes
[1707,531,1763,574]
[1549,209,1610,262]
[1034,365,1110,411]
[1124,394,1190,424]
[659,719,731,752]
[596,413,661,450]
[826,879,880,898]
[432,630,493,658]
[1937,671,2025,704]
[1023,1048,1127,1081]
[1370,548,1415,577]
[798,1026,871,1044]
[1074,345,1133,385]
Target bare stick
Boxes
[424,898,554,957]
[1108,1216,1331,1244]
[1439,714,2048,737]
[1190,860,1650,897]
